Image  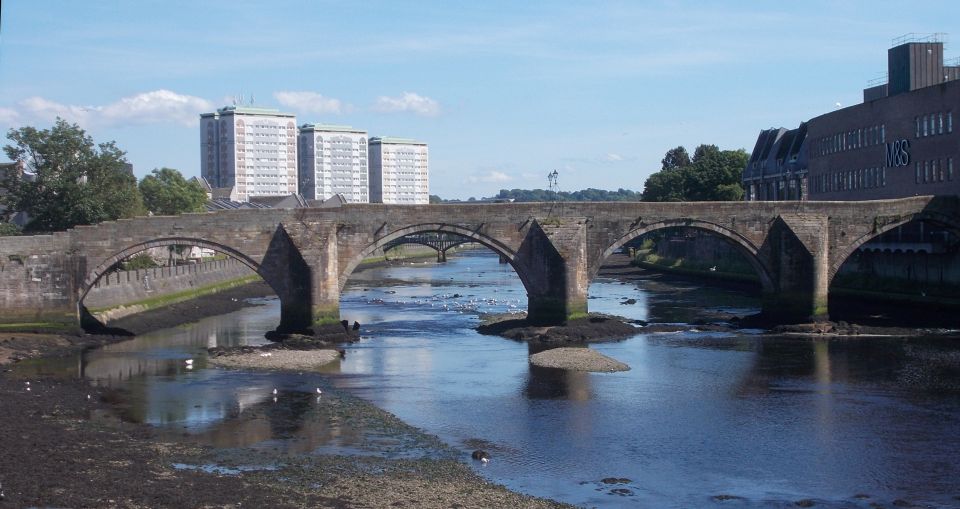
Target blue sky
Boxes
[1,1,957,199]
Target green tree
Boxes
[139,167,208,216]
[642,169,687,202]
[2,119,145,232]
[660,146,691,171]
[0,221,20,236]
[643,144,747,202]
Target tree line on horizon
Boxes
[432,144,748,204]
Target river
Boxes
[19,250,960,508]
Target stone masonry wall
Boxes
[83,257,256,311]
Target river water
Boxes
[20,250,960,507]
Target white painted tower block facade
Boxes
[368,137,429,204]
[297,124,369,203]
[200,106,298,202]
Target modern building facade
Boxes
[745,34,960,201]
[297,124,369,203]
[200,106,298,202]
[368,137,429,204]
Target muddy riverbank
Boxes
[0,364,570,508]
[0,262,575,508]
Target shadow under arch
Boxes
[594,219,775,295]
[828,212,960,286]
[338,223,534,294]
[79,237,276,331]
[81,237,268,300]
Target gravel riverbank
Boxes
[208,348,340,371]
[529,347,630,372]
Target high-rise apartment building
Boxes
[200,106,298,202]
[368,137,429,204]
[297,124,369,203]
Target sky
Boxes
[1,1,958,200]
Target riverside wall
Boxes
[84,258,257,321]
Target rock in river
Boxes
[529,347,630,372]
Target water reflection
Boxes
[524,344,593,400]
[13,250,960,508]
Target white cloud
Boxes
[467,170,513,184]
[604,153,624,162]
[0,107,22,125]
[372,92,440,117]
[100,90,213,126]
[273,91,343,115]
[18,96,94,125]
[15,90,212,127]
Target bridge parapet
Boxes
[1,196,957,330]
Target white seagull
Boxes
[316,388,323,395]
[272,388,278,395]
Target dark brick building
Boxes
[742,123,808,201]
[745,34,960,201]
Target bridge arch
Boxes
[80,237,269,302]
[338,223,532,293]
[595,219,775,294]
[829,212,960,286]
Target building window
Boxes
[949,158,954,181]
[939,113,945,135]
[881,124,885,143]
[923,115,929,137]
[949,111,954,133]
[916,117,921,138]
[915,162,921,184]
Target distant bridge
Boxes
[381,232,476,262]
[1,196,957,331]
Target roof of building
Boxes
[742,124,807,181]
[205,199,271,211]
[299,123,367,134]
[200,106,296,118]
[369,136,427,146]
[210,186,238,200]
[248,194,308,209]
[191,176,213,193]
[316,194,348,208]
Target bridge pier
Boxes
[262,222,342,334]
[760,216,830,323]
[517,219,590,324]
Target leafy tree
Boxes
[429,194,444,204]
[0,221,20,236]
[642,169,687,202]
[643,144,748,202]
[121,252,159,270]
[660,146,691,171]
[139,167,208,216]
[2,119,145,232]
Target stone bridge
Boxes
[1,196,957,332]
